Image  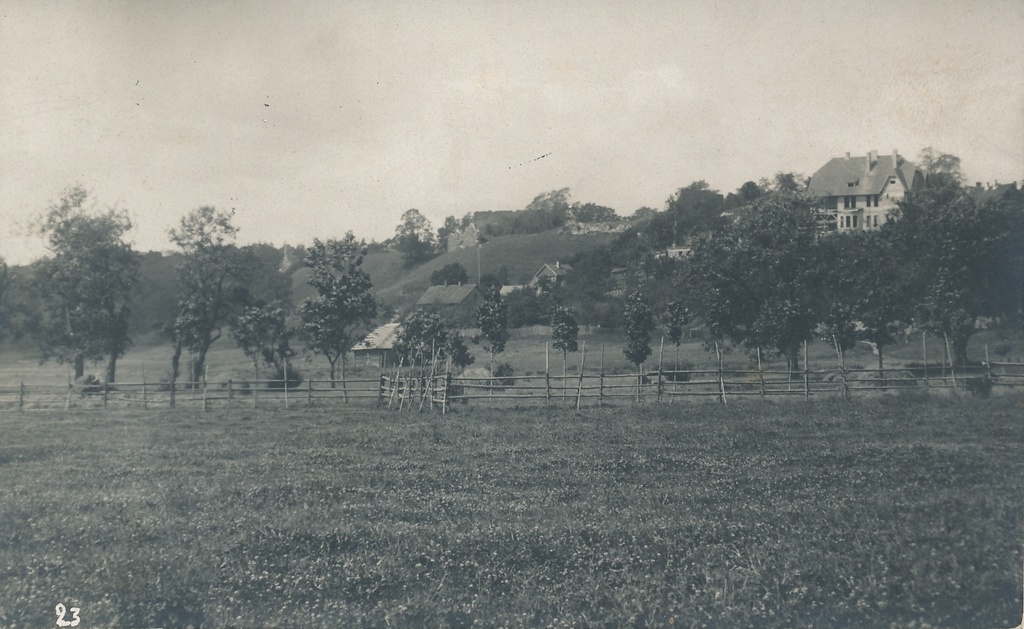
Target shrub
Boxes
[493,362,516,387]
[266,365,303,390]
[965,375,993,397]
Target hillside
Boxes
[292,229,616,315]
[370,229,616,314]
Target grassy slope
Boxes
[1,397,1021,628]
[291,230,615,315]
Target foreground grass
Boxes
[0,396,1020,628]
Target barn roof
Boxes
[353,322,401,351]
[416,283,482,306]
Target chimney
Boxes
[976,182,982,188]
[867,150,878,170]
[845,152,851,159]
[892,149,899,165]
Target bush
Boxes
[493,362,516,387]
[965,375,993,397]
[266,365,303,390]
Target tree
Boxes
[430,262,470,286]
[918,148,963,188]
[395,208,436,268]
[892,185,1022,365]
[623,289,655,369]
[301,234,378,386]
[663,299,691,368]
[476,287,509,378]
[549,305,579,379]
[436,215,460,252]
[393,310,474,369]
[233,302,291,385]
[0,258,13,343]
[35,186,139,382]
[664,180,726,241]
[686,191,822,373]
[168,206,248,384]
[569,202,617,223]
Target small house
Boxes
[352,322,401,369]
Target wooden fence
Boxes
[3,350,1022,413]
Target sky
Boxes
[2,0,1022,264]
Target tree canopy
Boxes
[35,186,139,381]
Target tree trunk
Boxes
[877,344,885,389]
[784,346,800,379]
[105,354,117,384]
[73,354,85,381]
[952,334,970,367]
[329,358,337,389]
[170,340,182,385]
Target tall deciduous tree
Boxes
[36,186,139,382]
[476,287,508,377]
[300,234,378,386]
[549,305,579,378]
[168,206,247,384]
[623,289,655,369]
[395,208,436,268]
[394,310,474,369]
[233,302,290,385]
[686,192,822,373]
[893,185,1023,365]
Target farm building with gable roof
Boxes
[808,149,924,232]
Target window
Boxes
[873,215,878,227]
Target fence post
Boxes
[442,355,452,414]
[308,377,313,408]
[142,364,148,410]
[228,379,233,402]
[832,335,849,401]
[544,342,551,404]
[757,347,765,399]
[65,383,72,411]
[715,341,727,405]
[19,380,24,411]
[575,342,587,411]
[985,344,993,383]
[378,374,386,405]
[599,343,605,408]
[170,379,175,409]
[944,333,958,396]
[103,380,108,410]
[803,340,810,402]
[656,336,664,404]
[202,367,209,412]
[922,332,929,389]
[253,364,259,409]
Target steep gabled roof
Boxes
[808,152,922,197]
[417,283,482,306]
[353,322,401,351]
[535,262,573,277]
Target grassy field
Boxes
[1,396,1021,628]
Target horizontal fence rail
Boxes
[3,356,1021,413]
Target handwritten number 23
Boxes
[55,603,80,627]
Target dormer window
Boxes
[889,177,897,184]
[847,182,856,188]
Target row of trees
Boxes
[681,184,1021,371]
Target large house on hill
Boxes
[808,150,924,232]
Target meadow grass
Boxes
[0,396,1020,628]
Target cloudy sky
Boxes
[2,0,1022,264]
